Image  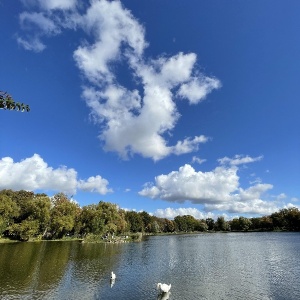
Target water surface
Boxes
[0,232,299,299]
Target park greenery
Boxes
[0,189,300,242]
[0,91,30,112]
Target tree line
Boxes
[0,189,299,242]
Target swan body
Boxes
[157,283,171,293]
[157,291,170,300]
[110,271,116,280]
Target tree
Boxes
[206,218,215,231]
[195,220,208,232]
[271,207,300,231]
[29,195,51,236]
[230,217,252,231]
[125,211,144,233]
[259,216,273,231]
[50,193,80,238]
[174,215,188,232]
[163,218,176,233]
[139,211,152,233]
[0,91,30,112]
[215,216,230,231]
[78,204,104,235]
[0,194,19,236]
[97,201,127,235]
[8,219,39,241]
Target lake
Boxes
[0,232,299,299]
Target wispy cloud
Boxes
[22,0,77,11]
[218,154,263,166]
[192,156,207,165]
[17,0,221,161]
[0,154,112,195]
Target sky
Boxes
[0,0,299,220]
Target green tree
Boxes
[215,216,230,231]
[139,211,152,233]
[8,219,39,241]
[206,218,215,231]
[97,201,127,235]
[148,219,161,233]
[163,218,176,233]
[0,194,19,235]
[249,217,262,231]
[271,207,300,231]
[0,91,30,112]
[29,195,51,236]
[50,193,80,238]
[125,211,144,233]
[174,215,187,232]
[230,217,252,231]
[78,204,104,235]
[259,216,273,231]
[195,219,208,231]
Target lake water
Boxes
[0,232,299,299]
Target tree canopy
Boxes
[1,189,300,242]
[0,91,30,112]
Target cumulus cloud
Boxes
[17,0,221,160]
[77,175,112,194]
[177,76,221,104]
[0,154,112,195]
[139,155,287,215]
[154,207,215,220]
[139,164,239,203]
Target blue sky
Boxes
[0,0,299,220]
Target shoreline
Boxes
[0,229,294,244]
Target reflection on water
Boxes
[0,232,300,299]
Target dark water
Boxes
[0,232,299,299]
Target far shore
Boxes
[0,229,292,244]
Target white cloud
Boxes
[77,175,112,194]
[249,177,262,185]
[285,203,300,210]
[16,36,46,52]
[0,154,112,195]
[276,193,287,200]
[218,154,263,166]
[21,0,77,11]
[154,207,215,220]
[139,156,287,216]
[17,0,78,51]
[172,136,209,156]
[19,12,60,34]
[139,164,239,203]
[204,198,279,216]
[73,0,147,85]
[192,156,207,165]
[177,76,221,104]
[17,0,220,161]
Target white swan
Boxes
[110,271,116,280]
[157,283,171,293]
